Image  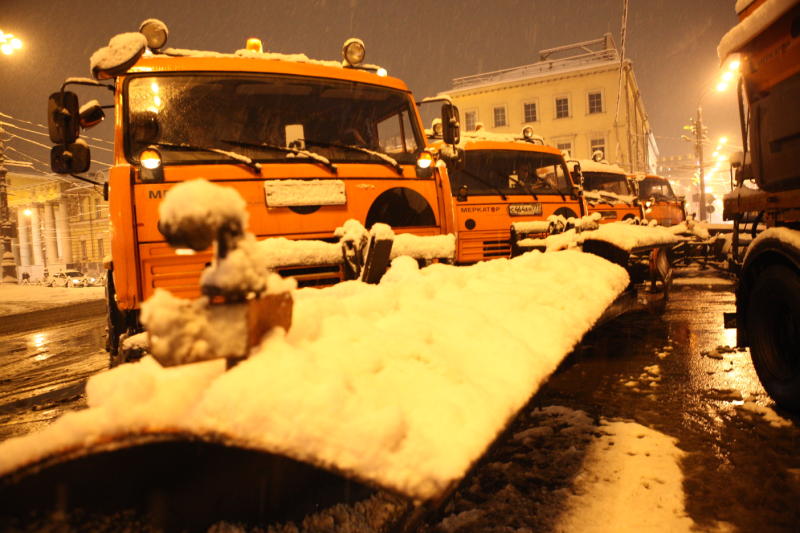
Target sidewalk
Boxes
[0,284,107,335]
[0,284,105,317]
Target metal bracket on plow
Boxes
[341,231,393,284]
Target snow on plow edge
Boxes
[0,249,629,501]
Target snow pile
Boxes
[744,227,800,264]
[718,0,796,59]
[738,402,795,428]
[458,130,546,146]
[89,32,147,75]
[252,238,343,268]
[390,232,455,260]
[158,179,249,240]
[583,189,637,206]
[0,249,629,500]
[554,420,695,532]
[520,221,682,253]
[200,236,298,296]
[580,222,681,251]
[569,159,627,175]
[670,218,711,240]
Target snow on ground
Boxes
[0,249,629,501]
[554,418,695,532]
[0,285,105,317]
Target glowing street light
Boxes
[0,30,23,56]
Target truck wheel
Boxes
[746,264,800,411]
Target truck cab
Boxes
[47,21,456,359]
[719,0,800,409]
[634,174,686,226]
[432,129,585,263]
[568,159,643,224]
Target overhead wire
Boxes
[0,110,114,146]
[1,121,113,153]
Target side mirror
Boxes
[48,91,80,144]
[50,141,91,174]
[79,99,105,129]
[442,103,460,145]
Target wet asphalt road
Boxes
[0,271,798,531]
[0,314,107,442]
[417,271,800,532]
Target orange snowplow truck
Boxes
[429,126,586,262]
[719,0,800,409]
[634,174,686,226]
[567,159,644,223]
[47,21,460,360]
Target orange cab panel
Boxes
[441,138,584,263]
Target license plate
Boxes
[264,179,346,207]
[508,203,542,216]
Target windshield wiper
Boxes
[151,141,262,172]
[459,168,507,200]
[302,139,403,175]
[506,174,539,201]
[222,139,338,174]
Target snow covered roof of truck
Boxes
[718,0,797,59]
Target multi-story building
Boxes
[7,172,109,281]
[441,34,658,173]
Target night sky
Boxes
[1,0,738,172]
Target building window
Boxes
[97,239,104,259]
[556,142,573,157]
[588,91,603,114]
[80,240,88,260]
[464,110,477,131]
[555,96,570,119]
[523,102,538,123]
[493,105,507,127]
[590,137,606,159]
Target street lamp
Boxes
[683,59,740,221]
[0,31,23,282]
[0,31,23,56]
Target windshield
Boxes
[450,150,571,196]
[582,172,632,196]
[638,178,676,200]
[65,271,83,277]
[125,74,422,166]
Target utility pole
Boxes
[0,123,19,283]
[695,107,708,221]
[682,107,709,221]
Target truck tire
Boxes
[746,263,800,411]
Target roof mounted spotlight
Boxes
[521,126,535,141]
[246,38,264,53]
[139,19,169,52]
[342,38,365,67]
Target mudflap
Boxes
[0,433,415,532]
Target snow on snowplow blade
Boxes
[0,250,632,529]
[0,433,401,531]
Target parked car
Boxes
[49,270,89,288]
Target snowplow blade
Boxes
[0,432,410,531]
